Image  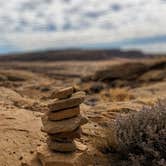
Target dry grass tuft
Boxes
[100,100,166,166]
[101,88,134,102]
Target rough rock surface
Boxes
[42,115,87,134]
[47,139,76,152]
[48,94,85,112]
[0,108,44,166]
[49,128,81,140]
[50,87,74,99]
[47,106,80,121]
[37,143,91,166]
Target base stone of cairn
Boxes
[37,141,89,166]
[37,87,92,166]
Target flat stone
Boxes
[72,91,86,98]
[42,115,88,134]
[50,87,74,99]
[48,91,86,112]
[49,127,81,140]
[47,106,80,121]
[50,137,73,143]
[37,143,91,166]
[47,139,76,152]
[75,141,87,152]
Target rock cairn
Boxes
[41,87,87,153]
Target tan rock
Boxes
[42,115,87,134]
[37,143,91,166]
[47,139,76,152]
[50,87,74,99]
[75,141,88,152]
[49,127,81,140]
[47,106,80,121]
[48,91,85,112]
[0,108,43,166]
[50,137,73,143]
[72,91,86,98]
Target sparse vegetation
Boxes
[106,100,166,166]
[101,88,134,102]
[0,57,166,165]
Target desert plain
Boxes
[0,52,166,166]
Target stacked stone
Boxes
[42,87,87,153]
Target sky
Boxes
[0,0,166,54]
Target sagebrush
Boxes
[107,100,166,166]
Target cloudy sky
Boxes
[0,0,166,54]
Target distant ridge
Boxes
[0,49,152,61]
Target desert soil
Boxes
[0,57,166,166]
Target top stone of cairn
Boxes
[48,91,86,112]
[50,87,74,99]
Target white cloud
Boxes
[0,0,166,53]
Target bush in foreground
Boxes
[106,100,166,166]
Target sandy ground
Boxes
[0,58,166,165]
